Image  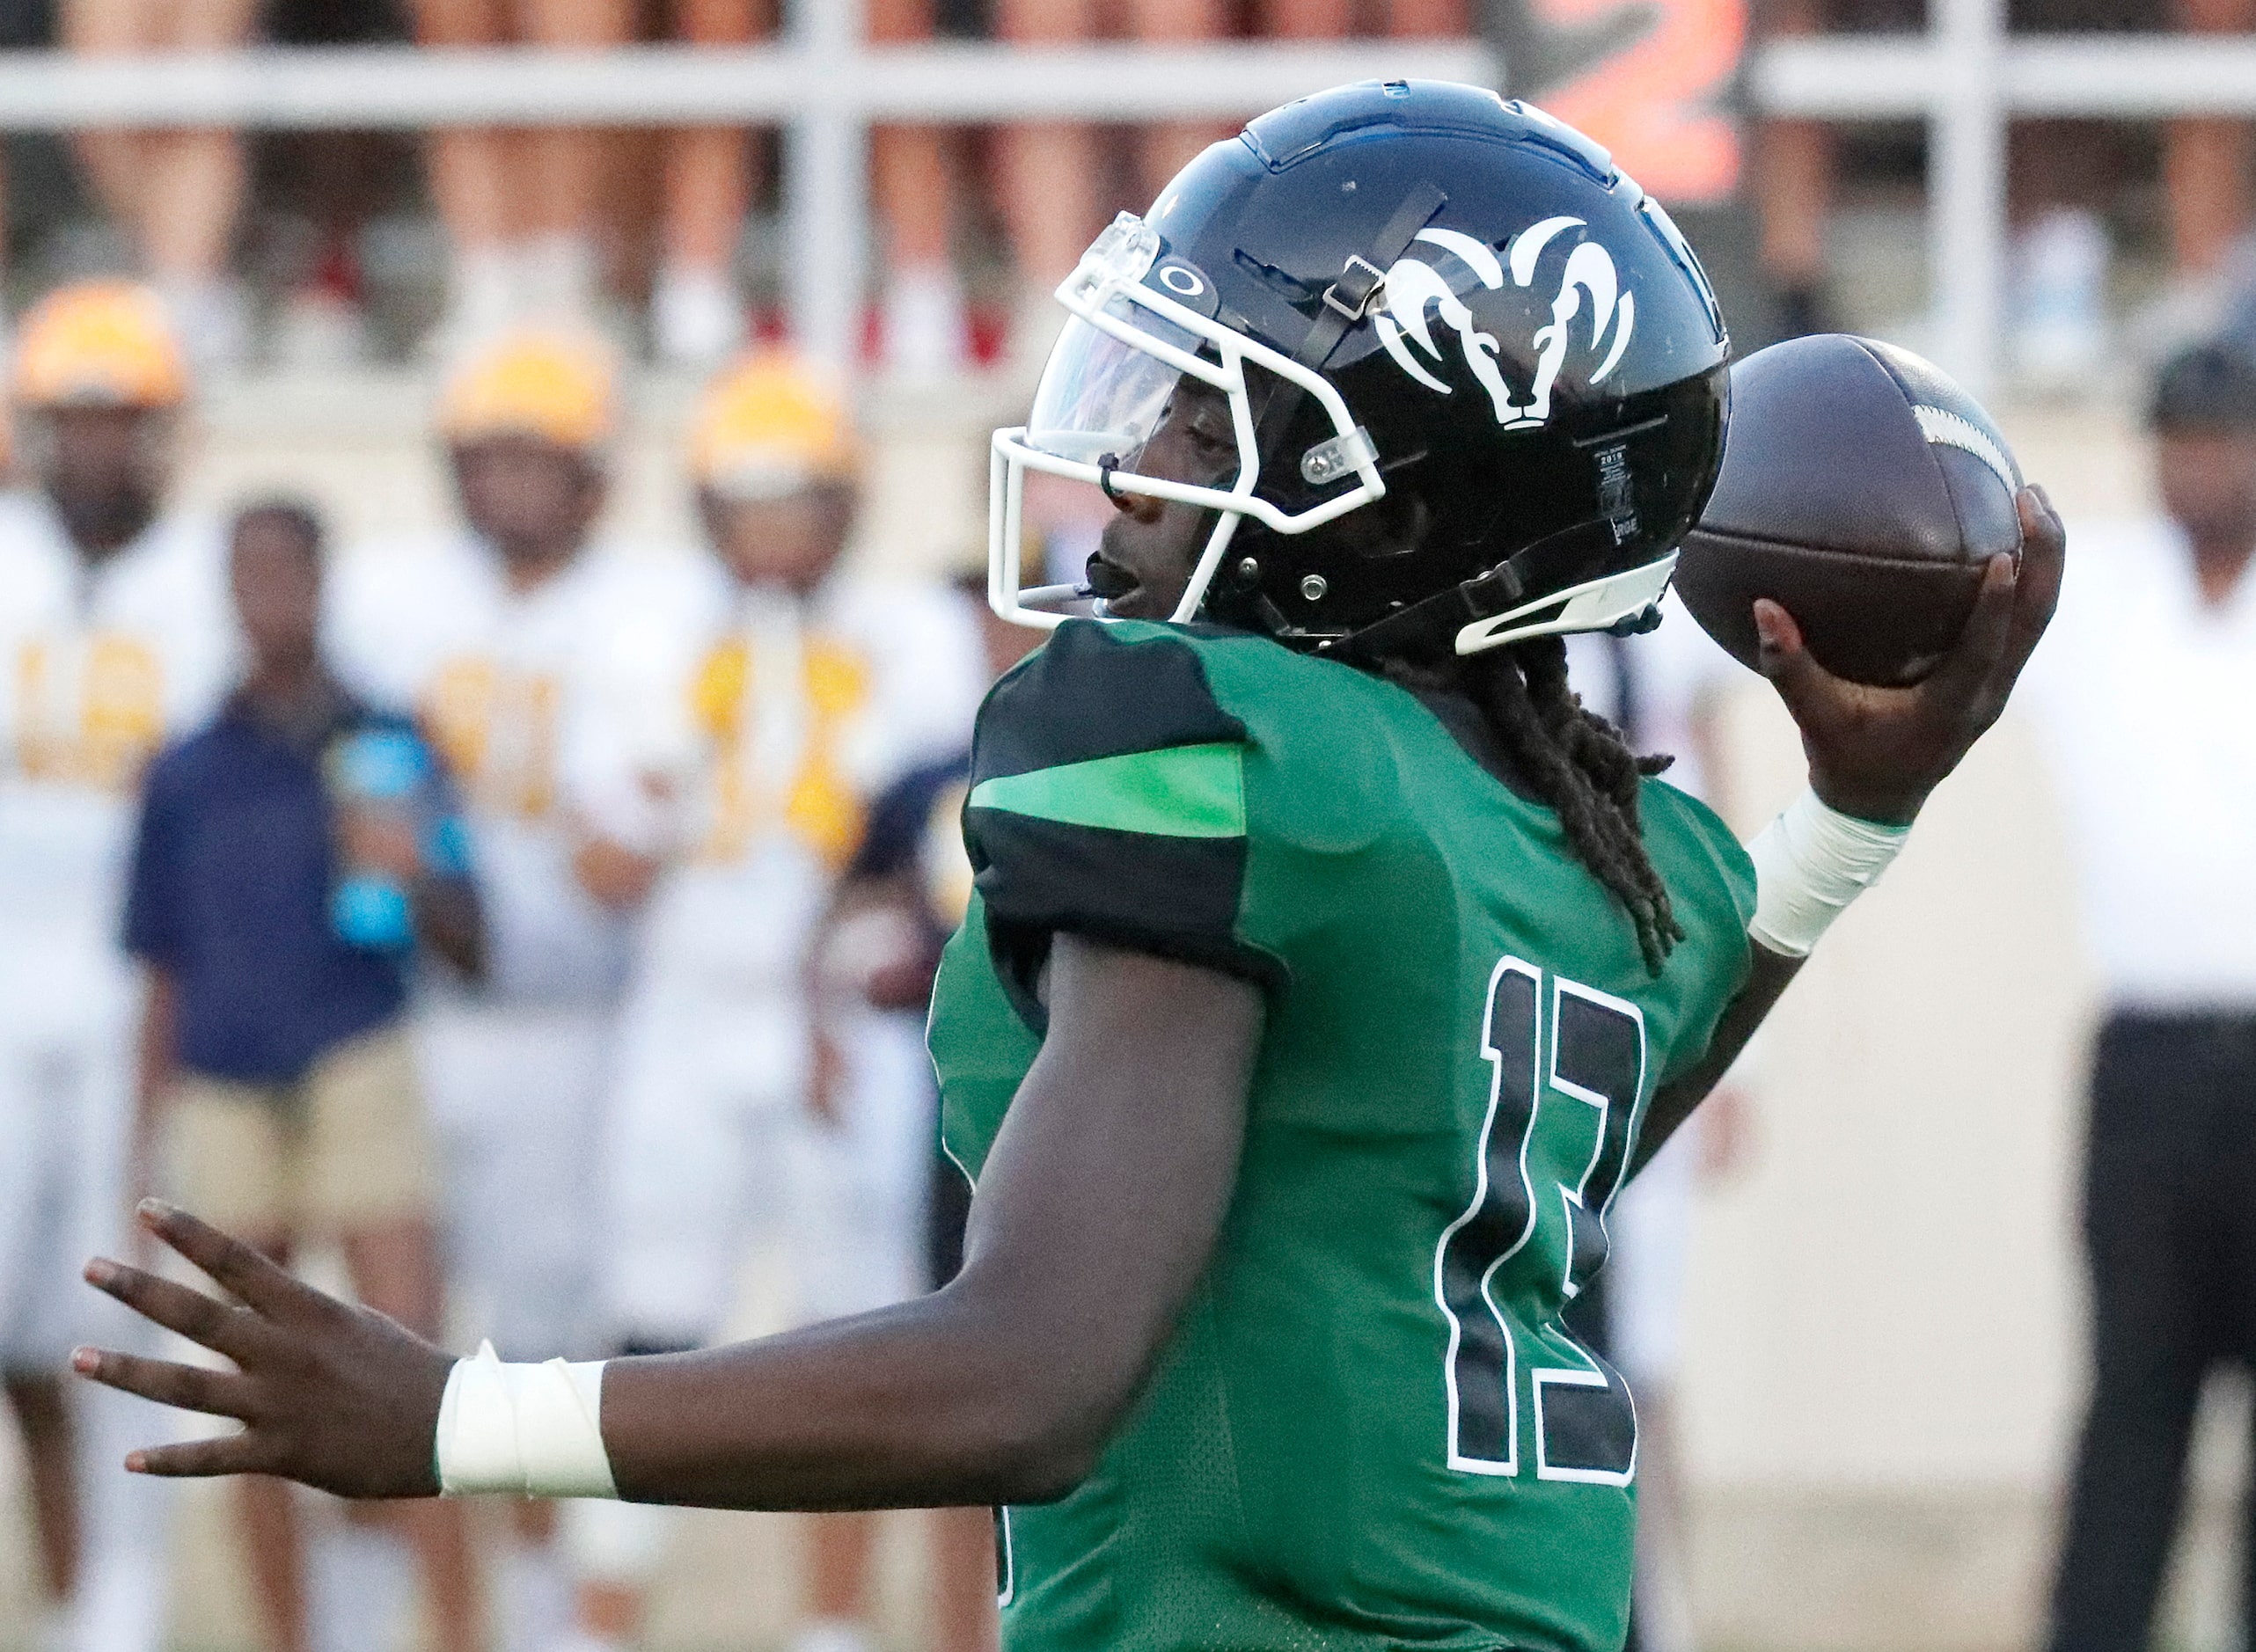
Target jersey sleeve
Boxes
[323,540,440,715]
[964,620,1279,994]
[1639,780,1759,1089]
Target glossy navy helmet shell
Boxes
[988,79,1732,656]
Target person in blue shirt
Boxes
[121,501,483,1652]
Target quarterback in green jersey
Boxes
[931,616,1759,1647]
[74,82,2061,1652]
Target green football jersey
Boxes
[929,618,1754,1652]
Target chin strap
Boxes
[1322,559,1528,662]
[1320,511,1613,661]
[1318,523,1676,663]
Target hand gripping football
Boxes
[1673,333,2024,687]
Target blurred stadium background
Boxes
[0,0,2247,1648]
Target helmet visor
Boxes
[989,216,1386,634]
[1026,298,1209,470]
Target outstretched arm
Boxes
[75,935,1265,1509]
[1632,485,2064,1173]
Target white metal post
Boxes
[785,0,868,372]
[1930,0,2007,394]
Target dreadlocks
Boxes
[1239,489,1683,970]
[1377,636,1684,974]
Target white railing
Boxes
[3,5,2252,389]
[1755,30,2256,116]
[0,40,1503,126]
[0,28,1490,373]
[1759,20,2256,387]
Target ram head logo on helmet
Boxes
[1374,220,1637,431]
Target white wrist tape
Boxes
[1746,787,1911,957]
[434,1341,617,1499]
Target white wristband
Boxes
[434,1341,617,1499]
[1746,787,1911,958]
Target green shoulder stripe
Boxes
[967,742,1245,839]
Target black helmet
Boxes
[989,79,1731,658]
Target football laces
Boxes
[1912,404,2019,495]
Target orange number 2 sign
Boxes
[1530,0,1746,207]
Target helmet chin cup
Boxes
[1454,552,1679,655]
[987,214,1387,634]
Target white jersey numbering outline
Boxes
[1435,955,1647,1485]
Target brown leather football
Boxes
[1673,333,2023,687]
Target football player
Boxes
[0,281,236,1652]
[76,85,2061,1652]
[324,329,714,1652]
[571,353,982,1652]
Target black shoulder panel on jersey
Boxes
[971,619,1249,782]
[972,812,1261,1011]
[963,621,1279,1011]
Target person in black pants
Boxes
[2031,340,2256,1652]
[2053,1016,2256,1648]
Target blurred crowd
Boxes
[0,0,2244,383]
[0,0,1476,377]
[1758,0,2256,376]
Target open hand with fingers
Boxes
[1756,486,2066,824]
[75,1200,452,1497]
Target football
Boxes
[1673,333,2024,687]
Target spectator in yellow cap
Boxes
[688,350,861,593]
[326,326,717,1652]
[0,278,231,1652]
[16,281,190,558]
[564,351,987,1652]
[436,328,617,588]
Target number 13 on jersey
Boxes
[1436,956,1646,1486]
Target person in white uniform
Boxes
[569,354,982,1652]
[0,281,235,1652]
[327,329,714,1652]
